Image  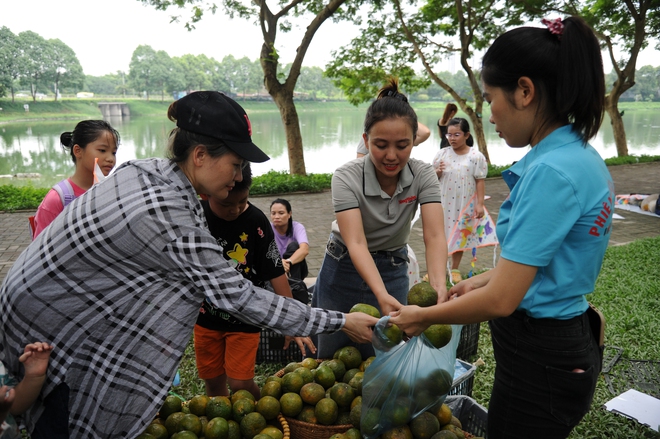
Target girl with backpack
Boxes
[31,120,120,238]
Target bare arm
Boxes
[474,179,485,218]
[283,242,310,274]
[419,202,448,302]
[10,343,52,416]
[390,258,537,335]
[270,274,317,356]
[336,209,402,316]
[414,122,431,146]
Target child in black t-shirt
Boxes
[194,164,315,399]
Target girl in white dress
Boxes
[432,118,488,283]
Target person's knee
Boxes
[283,241,300,258]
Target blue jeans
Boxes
[312,234,409,359]
[488,309,602,439]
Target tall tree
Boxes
[154,49,175,101]
[18,31,50,102]
[44,38,84,100]
[0,27,21,101]
[175,53,213,92]
[327,0,521,163]
[296,65,340,100]
[140,0,366,175]
[518,0,660,156]
[584,0,660,156]
[129,45,172,100]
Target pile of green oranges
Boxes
[139,389,287,439]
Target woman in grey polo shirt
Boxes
[313,78,448,359]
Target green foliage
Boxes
[324,13,430,106]
[0,172,333,211]
[603,154,660,165]
[250,171,332,195]
[486,163,509,178]
[0,185,49,211]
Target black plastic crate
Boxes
[449,359,476,397]
[445,395,488,438]
[603,356,660,399]
[256,329,303,364]
[456,322,480,361]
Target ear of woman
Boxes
[192,145,207,166]
[516,76,536,108]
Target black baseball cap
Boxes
[174,91,270,163]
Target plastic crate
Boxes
[449,359,477,397]
[445,395,488,438]
[602,346,660,399]
[256,329,303,364]
[456,322,480,361]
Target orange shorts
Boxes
[193,325,261,381]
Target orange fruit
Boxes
[300,382,326,405]
[281,372,305,394]
[256,396,281,421]
[178,413,202,436]
[240,412,267,439]
[206,396,233,420]
[205,416,229,439]
[188,395,211,417]
[315,398,339,425]
[280,392,303,418]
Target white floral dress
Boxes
[432,147,488,252]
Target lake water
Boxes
[1,106,659,186]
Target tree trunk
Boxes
[272,89,306,175]
[605,95,628,156]
[255,0,347,176]
[470,115,490,164]
[392,0,490,163]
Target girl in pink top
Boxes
[32,120,120,238]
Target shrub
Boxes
[0,185,49,211]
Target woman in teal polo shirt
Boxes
[313,78,448,359]
[391,17,612,439]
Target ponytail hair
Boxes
[440,103,458,126]
[363,77,418,139]
[481,16,604,142]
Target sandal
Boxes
[451,269,462,284]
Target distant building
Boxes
[77,92,94,98]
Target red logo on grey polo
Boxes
[399,195,417,204]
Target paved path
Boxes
[1,162,659,282]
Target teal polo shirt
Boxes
[497,125,614,319]
[331,157,442,252]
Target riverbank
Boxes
[2,97,659,123]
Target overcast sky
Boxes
[2,0,659,78]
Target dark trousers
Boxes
[487,310,602,439]
[31,383,70,439]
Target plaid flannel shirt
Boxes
[0,158,343,438]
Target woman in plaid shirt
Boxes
[0,91,377,439]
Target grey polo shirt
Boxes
[331,156,442,252]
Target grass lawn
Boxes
[175,236,660,438]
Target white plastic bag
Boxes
[407,244,420,290]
